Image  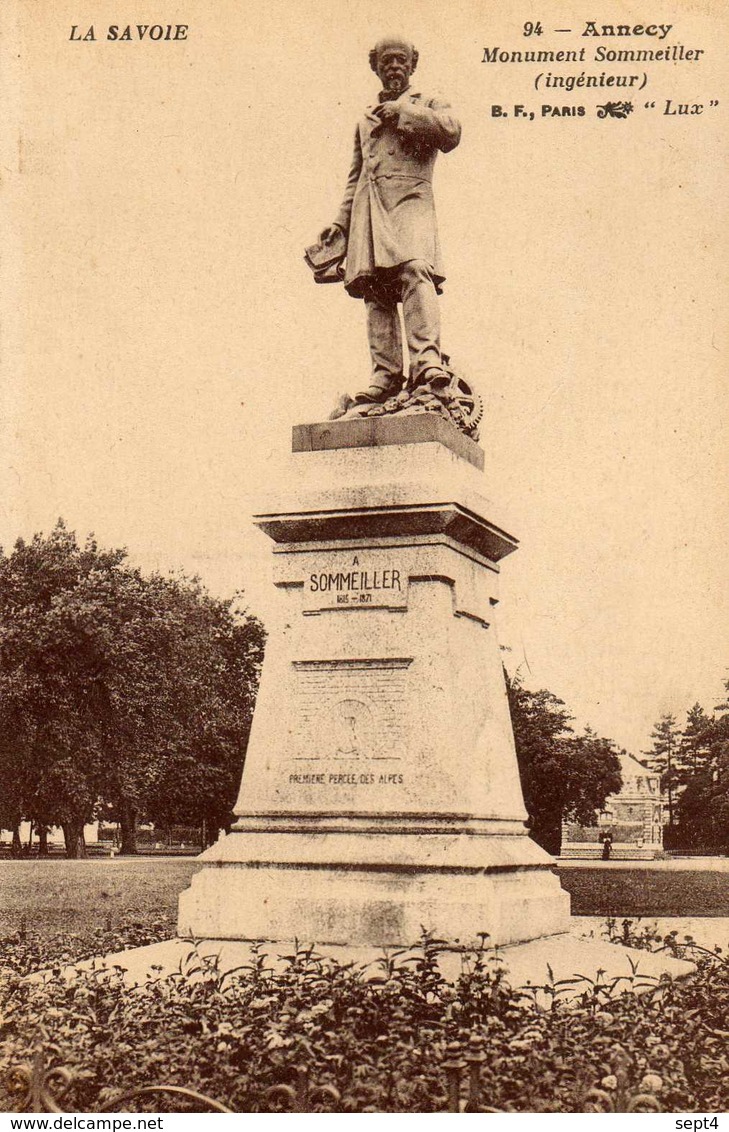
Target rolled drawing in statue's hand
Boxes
[318,224,343,246]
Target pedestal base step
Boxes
[69,927,694,1002]
[178,830,572,948]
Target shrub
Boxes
[1,924,727,1113]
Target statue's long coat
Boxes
[333,89,461,298]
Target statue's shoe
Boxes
[424,370,453,392]
[353,376,404,404]
[408,368,453,395]
[328,393,355,420]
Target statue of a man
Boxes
[319,37,461,404]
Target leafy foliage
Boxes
[671,683,729,852]
[679,703,714,778]
[0,924,727,1113]
[0,521,265,855]
[505,670,622,854]
[642,679,729,852]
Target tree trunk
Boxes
[37,825,49,856]
[119,799,138,855]
[10,823,22,858]
[62,819,87,859]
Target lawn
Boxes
[0,858,201,937]
[1,858,728,939]
[557,865,729,917]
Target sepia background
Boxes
[2,0,727,756]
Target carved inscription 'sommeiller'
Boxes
[303,556,408,611]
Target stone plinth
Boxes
[75,933,694,999]
[292,413,484,470]
[179,416,571,947]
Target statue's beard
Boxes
[384,72,407,93]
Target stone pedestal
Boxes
[179,416,571,947]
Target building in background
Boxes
[561,751,664,859]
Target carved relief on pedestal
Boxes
[291,658,411,763]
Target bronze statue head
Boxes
[369,37,418,95]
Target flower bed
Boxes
[1,922,727,1113]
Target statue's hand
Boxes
[319,224,343,246]
[374,103,400,125]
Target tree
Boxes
[0,520,265,857]
[0,740,25,856]
[644,713,681,827]
[505,670,622,854]
[674,681,729,852]
[678,703,713,782]
[0,522,119,855]
[130,582,266,846]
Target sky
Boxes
[2,0,728,756]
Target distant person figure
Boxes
[601,831,613,861]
